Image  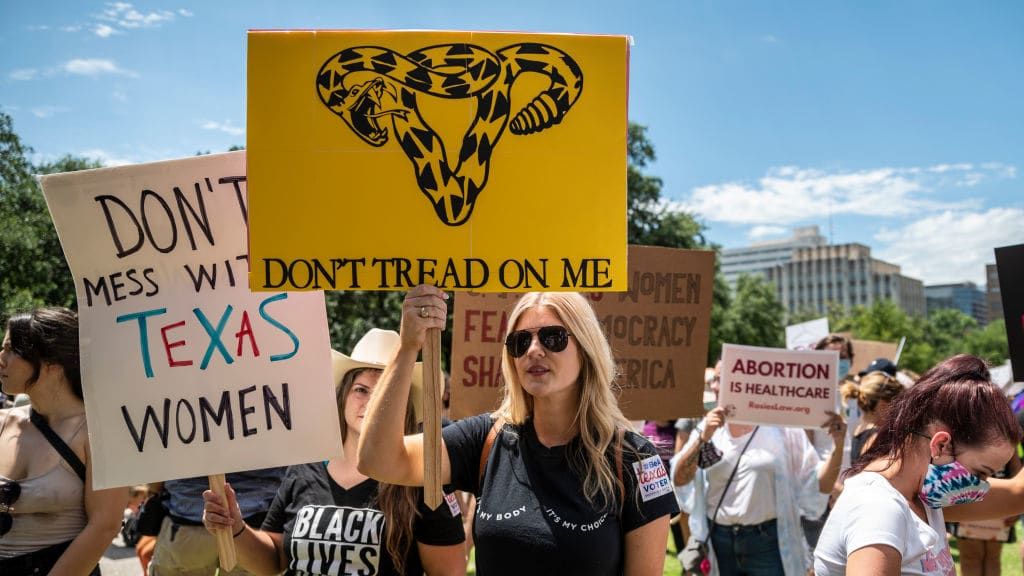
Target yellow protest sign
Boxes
[247,30,629,292]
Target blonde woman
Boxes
[358,286,678,575]
[841,371,904,463]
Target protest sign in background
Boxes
[40,152,339,489]
[995,244,1024,382]
[718,344,839,428]
[450,246,715,420]
[247,30,629,292]
[846,338,899,375]
[785,317,829,351]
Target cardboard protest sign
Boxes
[995,244,1024,381]
[450,246,715,420]
[848,338,899,375]
[958,519,1011,542]
[247,30,629,292]
[718,344,839,428]
[786,317,829,351]
[40,152,339,489]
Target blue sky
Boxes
[2,1,1022,286]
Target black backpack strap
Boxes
[30,409,86,482]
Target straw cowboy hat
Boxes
[331,328,424,422]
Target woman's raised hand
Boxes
[400,284,449,349]
[822,411,847,446]
[700,406,728,442]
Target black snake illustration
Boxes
[316,43,584,226]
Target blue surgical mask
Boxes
[837,358,851,380]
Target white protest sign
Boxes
[718,344,839,428]
[40,152,339,489]
[786,317,829,351]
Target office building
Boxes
[925,282,987,324]
[764,243,926,317]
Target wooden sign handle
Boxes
[423,327,444,509]
[208,474,238,571]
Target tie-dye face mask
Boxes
[919,460,990,509]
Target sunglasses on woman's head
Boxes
[0,480,21,537]
[505,326,572,358]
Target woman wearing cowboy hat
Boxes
[202,328,466,576]
[358,286,678,575]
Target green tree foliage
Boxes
[717,274,786,353]
[822,300,1008,374]
[626,124,706,250]
[0,113,99,317]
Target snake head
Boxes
[334,77,406,147]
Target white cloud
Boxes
[10,68,40,81]
[112,90,128,102]
[79,148,136,167]
[31,105,70,118]
[761,35,779,44]
[874,208,1024,285]
[60,25,83,32]
[748,225,787,240]
[26,25,51,31]
[94,24,119,38]
[201,120,246,137]
[679,163,1013,225]
[178,8,193,17]
[62,58,138,77]
[98,2,176,29]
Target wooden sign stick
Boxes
[423,328,444,509]
[208,474,238,571]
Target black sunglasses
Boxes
[0,480,21,537]
[505,326,572,358]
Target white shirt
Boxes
[704,427,778,526]
[814,472,955,576]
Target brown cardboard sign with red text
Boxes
[450,246,715,420]
[718,344,839,428]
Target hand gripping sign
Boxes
[246,29,630,510]
[40,152,338,570]
[718,344,839,428]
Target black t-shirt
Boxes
[443,414,679,575]
[262,463,465,576]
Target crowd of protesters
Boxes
[2,294,1023,575]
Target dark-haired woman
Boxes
[0,308,128,575]
[202,329,466,575]
[814,354,1024,575]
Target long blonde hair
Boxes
[840,371,903,414]
[495,292,633,507]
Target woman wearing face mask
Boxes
[814,355,1023,575]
